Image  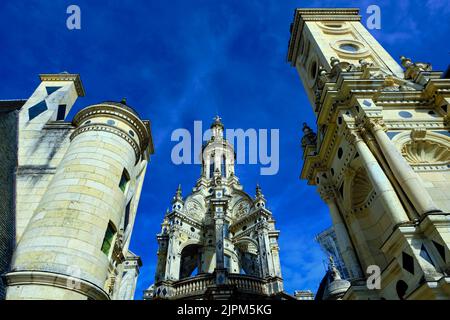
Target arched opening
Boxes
[235,240,260,276]
[345,164,389,270]
[179,244,202,279]
[221,155,226,177]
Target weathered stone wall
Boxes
[0,110,18,299]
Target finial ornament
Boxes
[256,184,262,197]
[172,184,183,203]
[328,255,342,280]
[210,115,224,131]
[400,56,432,80]
[330,56,340,67]
[121,97,127,105]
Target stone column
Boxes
[367,119,440,215]
[346,130,409,225]
[214,206,225,270]
[321,189,362,279]
[155,234,169,282]
[257,227,271,278]
[164,236,180,280]
[213,205,228,285]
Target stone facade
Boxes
[1,73,154,300]
[145,117,287,300]
[288,8,450,299]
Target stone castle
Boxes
[144,117,287,300]
[288,8,450,299]
[0,74,153,299]
[0,7,449,300]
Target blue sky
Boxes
[1,0,449,299]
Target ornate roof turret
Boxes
[254,184,267,209]
[171,184,184,211]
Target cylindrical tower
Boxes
[5,101,152,300]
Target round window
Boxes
[107,119,116,126]
[339,43,359,52]
[129,130,135,137]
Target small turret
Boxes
[254,184,267,208]
[171,184,184,211]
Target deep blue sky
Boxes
[1,0,449,299]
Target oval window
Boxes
[339,43,359,52]
[399,111,413,119]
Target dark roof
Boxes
[102,100,140,118]
[0,99,27,112]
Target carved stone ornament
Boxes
[402,140,450,165]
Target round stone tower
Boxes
[5,101,152,300]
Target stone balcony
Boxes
[147,273,284,300]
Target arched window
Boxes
[209,156,214,179]
[221,155,226,177]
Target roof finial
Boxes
[328,256,342,280]
[256,184,263,198]
[121,97,127,105]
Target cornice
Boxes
[167,211,204,230]
[4,270,109,300]
[287,8,361,66]
[39,73,85,97]
[72,103,153,159]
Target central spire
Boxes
[200,116,236,182]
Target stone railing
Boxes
[228,274,267,295]
[153,273,272,299]
[172,274,215,298]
